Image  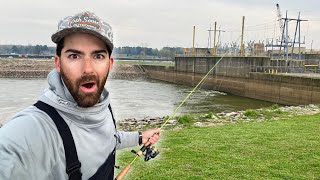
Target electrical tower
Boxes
[266,4,308,72]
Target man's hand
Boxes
[142,128,161,144]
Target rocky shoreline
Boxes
[117,104,320,130]
[1,103,319,130]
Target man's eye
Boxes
[68,54,80,59]
[94,54,105,60]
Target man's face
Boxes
[55,32,111,107]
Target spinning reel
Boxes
[131,144,159,161]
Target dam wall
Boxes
[142,56,320,105]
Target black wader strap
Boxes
[34,101,82,180]
[108,104,116,128]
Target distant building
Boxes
[253,43,265,56]
[305,49,320,60]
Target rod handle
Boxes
[115,164,131,180]
[144,141,151,147]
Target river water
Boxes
[0,78,273,124]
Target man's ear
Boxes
[54,55,61,72]
[109,55,114,71]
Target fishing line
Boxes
[160,35,242,129]
[115,35,242,180]
[159,56,225,129]
[192,36,242,96]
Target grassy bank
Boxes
[116,113,320,179]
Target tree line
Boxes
[113,46,184,59]
[0,45,185,59]
[0,45,55,55]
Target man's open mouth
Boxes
[80,81,97,93]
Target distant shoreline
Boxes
[0,58,148,79]
[0,58,54,78]
[0,70,51,78]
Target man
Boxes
[0,11,160,179]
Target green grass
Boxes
[114,60,174,67]
[116,113,320,179]
[243,105,288,120]
[243,109,259,118]
[176,114,194,125]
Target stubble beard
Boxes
[60,68,108,107]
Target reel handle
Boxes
[114,133,157,179]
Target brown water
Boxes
[0,78,273,124]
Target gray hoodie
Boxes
[0,69,139,180]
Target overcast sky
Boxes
[0,0,319,49]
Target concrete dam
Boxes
[141,56,320,105]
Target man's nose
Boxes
[83,57,94,74]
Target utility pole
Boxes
[208,22,225,56]
[192,26,196,55]
[217,26,225,49]
[285,11,289,61]
[240,16,245,56]
[298,13,308,60]
[207,24,212,49]
[213,21,217,56]
[291,12,299,59]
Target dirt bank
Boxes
[0,58,148,79]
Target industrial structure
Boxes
[183,3,320,74]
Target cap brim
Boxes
[51,28,113,53]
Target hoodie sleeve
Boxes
[115,131,139,150]
[0,108,61,180]
[0,117,38,180]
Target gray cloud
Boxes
[0,0,319,49]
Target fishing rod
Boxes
[115,41,243,179]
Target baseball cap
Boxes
[51,11,114,53]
